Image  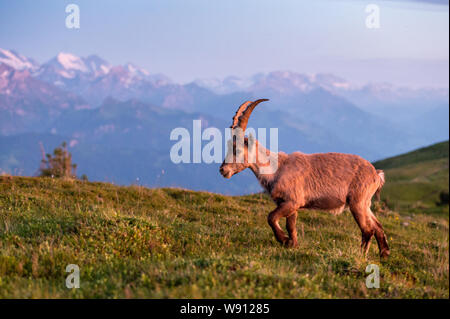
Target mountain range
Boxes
[0,48,448,194]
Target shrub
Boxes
[39,142,77,179]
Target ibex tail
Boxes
[374,169,385,201]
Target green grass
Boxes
[374,141,449,215]
[0,176,448,298]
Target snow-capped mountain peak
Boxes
[194,71,354,95]
[0,48,39,71]
[36,52,113,83]
[125,63,150,78]
[55,52,88,72]
[83,55,111,75]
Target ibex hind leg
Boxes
[349,200,390,259]
[370,210,390,259]
[349,201,375,258]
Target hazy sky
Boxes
[0,0,448,87]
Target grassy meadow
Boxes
[0,141,448,298]
[374,141,449,215]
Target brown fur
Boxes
[220,134,390,258]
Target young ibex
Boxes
[219,99,390,258]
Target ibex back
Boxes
[219,99,390,258]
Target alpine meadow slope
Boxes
[374,140,449,215]
[0,142,448,298]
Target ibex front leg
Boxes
[267,202,296,247]
[286,211,298,248]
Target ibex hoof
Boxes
[380,249,390,260]
[282,239,298,248]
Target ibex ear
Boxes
[247,133,257,163]
[248,133,255,143]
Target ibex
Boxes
[219,99,390,258]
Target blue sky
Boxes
[0,0,448,87]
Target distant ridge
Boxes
[373,140,449,213]
[374,140,449,170]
